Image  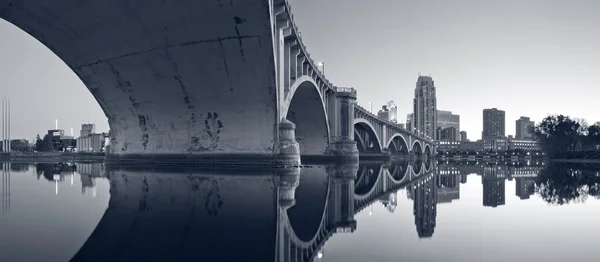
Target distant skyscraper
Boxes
[413,76,437,138]
[406,113,413,132]
[482,108,505,138]
[515,116,534,139]
[437,110,459,141]
[460,131,467,141]
[377,105,390,121]
[386,101,398,123]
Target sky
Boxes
[1,0,600,141]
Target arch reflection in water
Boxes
[69,161,432,262]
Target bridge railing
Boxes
[283,1,334,91]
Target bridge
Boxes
[0,0,433,165]
[59,160,432,262]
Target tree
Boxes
[10,139,32,152]
[34,134,43,151]
[34,134,55,152]
[531,115,582,157]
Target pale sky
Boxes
[1,0,599,141]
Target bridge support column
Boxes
[326,88,359,161]
[276,168,301,209]
[327,163,358,232]
[278,119,301,166]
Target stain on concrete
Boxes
[174,76,194,109]
[232,17,247,61]
[217,38,234,92]
[129,96,141,108]
[205,112,224,138]
[188,112,223,152]
[107,62,133,94]
[142,134,149,150]
[138,115,148,132]
[121,142,129,152]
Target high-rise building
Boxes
[482,108,505,139]
[515,116,534,139]
[377,105,390,121]
[440,127,457,141]
[437,110,459,141]
[460,131,467,141]
[406,113,413,132]
[386,101,398,123]
[413,75,437,139]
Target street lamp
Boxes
[317,61,325,75]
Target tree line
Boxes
[530,115,600,158]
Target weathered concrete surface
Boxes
[0,1,279,158]
[70,169,279,261]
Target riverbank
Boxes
[0,152,105,162]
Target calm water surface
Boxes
[1,160,600,262]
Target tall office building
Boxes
[413,75,437,138]
[515,116,534,139]
[406,113,413,132]
[482,108,505,138]
[460,131,467,141]
[437,110,460,141]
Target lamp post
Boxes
[317,61,325,75]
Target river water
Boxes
[0,160,599,262]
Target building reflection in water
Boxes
[34,162,104,197]
[0,158,551,262]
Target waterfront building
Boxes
[516,117,534,139]
[483,137,509,152]
[76,124,105,153]
[508,138,540,152]
[437,110,459,141]
[413,75,437,139]
[482,108,505,138]
[460,131,467,141]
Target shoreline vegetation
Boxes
[531,115,600,162]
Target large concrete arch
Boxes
[387,134,409,155]
[0,1,280,159]
[355,164,382,196]
[424,145,432,159]
[286,166,329,242]
[283,77,330,155]
[353,118,382,153]
[412,140,423,155]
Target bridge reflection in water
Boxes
[65,158,433,262]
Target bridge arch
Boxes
[286,167,330,243]
[283,77,330,155]
[354,119,382,153]
[388,161,410,183]
[355,164,382,196]
[412,140,423,156]
[387,134,409,155]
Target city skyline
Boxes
[2,0,600,141]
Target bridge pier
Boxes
[326,88,359,161]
